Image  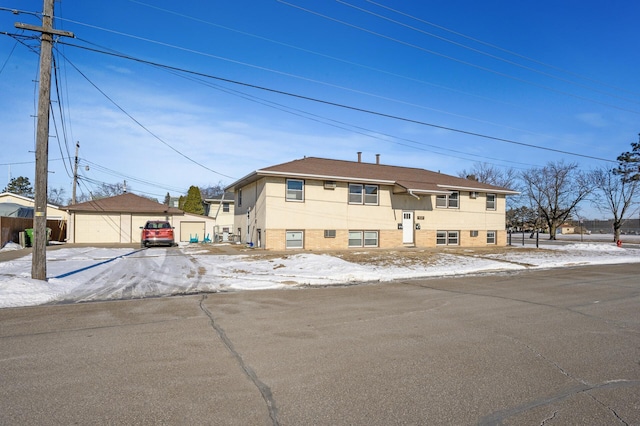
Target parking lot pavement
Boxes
[1,263,639,425]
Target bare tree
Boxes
[589,167,639,241]
[47,186,66,205]
[92,182,127,199]
[459,162,522,210]
[521,161,592,239]
[458,162,519,189]
[199,182,226,199]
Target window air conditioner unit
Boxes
[324,181,337,189]
[324,230,336,238]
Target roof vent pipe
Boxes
[357,152,362,162]
[376,154,380,164]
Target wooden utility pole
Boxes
[72,141,79,204]
[15,0,73,280]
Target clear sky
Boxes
[1,1,638,216]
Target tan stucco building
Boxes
[226,156,518,250]
[65,193,216,244]
[204,192,236,242]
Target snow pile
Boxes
[0,242,638,308]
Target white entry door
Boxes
[402,211,414,244]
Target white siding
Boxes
[75,213,121,243]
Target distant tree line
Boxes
[458,134,640,241]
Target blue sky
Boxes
[1,0,639,216]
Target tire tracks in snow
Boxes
[55,248,206,304]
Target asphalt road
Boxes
[1,263,639,425]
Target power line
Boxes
[57,40,617,163]
[53,48,236,180]
[80,159,187,193]
[338,0,640,107]
[180,71,541,170]
[365,0,640,99]
[277,0,640,116]
[49,13,640,131]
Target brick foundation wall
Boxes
[263,228,508,250]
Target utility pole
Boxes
[72,141,79,204]
[15,0,73,280]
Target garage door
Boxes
[180,221,205,242]
[132,216,170,243]
[75,214,121,243]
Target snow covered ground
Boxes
[0,238,638,309]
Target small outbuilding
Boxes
[64,193,216,244]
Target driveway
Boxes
[1,263,638,425]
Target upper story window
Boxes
[238,189,242,207]
[286,179,304,202]
[486,193,496,210]
[436,191,459,209]
[222,202,230,213]
[349,184,378,205]
[364,185,378,205]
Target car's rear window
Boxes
[145,222,170,229]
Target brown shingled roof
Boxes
[230,157,517,195]
[64,193,184,214]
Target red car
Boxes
[140,221,175,247]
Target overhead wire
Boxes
[2,2,623,197]
[57,40,617,163]
[123,0,535,114]
[173,70,541,169]
[80,159,187,193]
[277,0,640,116]
[2,32,227,195]
[339,0,640,106]
[2,29,551,174]
[51,53,74,178]
[0,38,18,75]
[51,13,639,147]
[365,0,640,99]
[53,47,235,180]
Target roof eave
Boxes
[231,169,397,187]
[437,184,519,195]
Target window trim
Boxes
[447,230,459,245]
[349,183,379,205]
[364,184,379,205]
[324,230,336,238]
[349,184,363,204]
[436,191,459,209]
[286,179,304,202]
[436,230,459,246]
[486,193,496,210]
[285,230,304,249]
[448,191,459,208]
[348,230,379,247]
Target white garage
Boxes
[180,221,206,242]
[74,213,121,243]
[65,193,215,244]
